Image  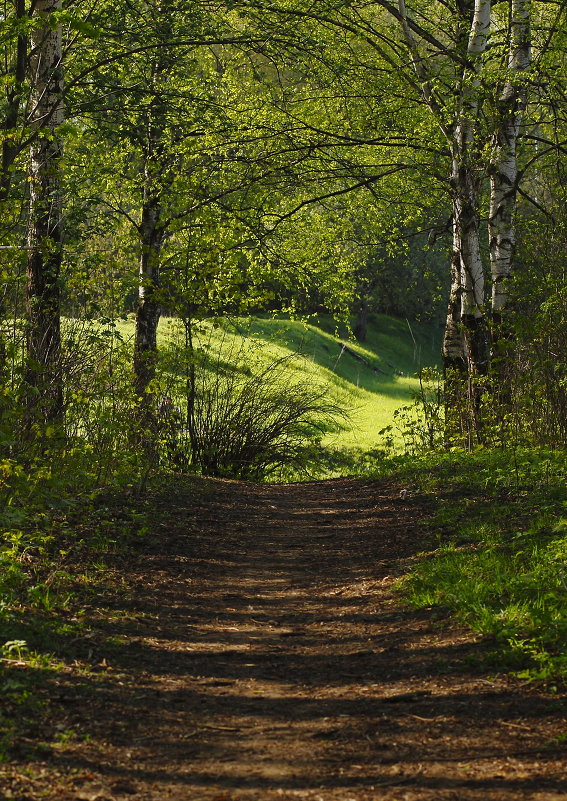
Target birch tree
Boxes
[394,0,491,388]
[236,0,563,441]
[488,0,531,351]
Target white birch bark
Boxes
[451,0,490,375]
[25,0,64,424]
[442,216,465,369]
[399,0,490,376]
[489,0,530,324]
[456,0,491,150]
[396,0,468,371]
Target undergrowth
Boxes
[396,448,567,682]
[0,477,150,760]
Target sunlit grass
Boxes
[396,448,567,680]
[115,312,441,455]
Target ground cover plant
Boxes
[395,448,567,682]
[0,486,151,761]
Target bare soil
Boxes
[2,477,566,800]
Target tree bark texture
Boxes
[452,0,491,378]
[133,192,164,400]
[397,0,492,440]
[132,13,174,456]
[451,169,489,377]
[25,0,64,426]
[1,0,27,386]
[489,0,530,335]
[443,236,466,373]
[132,168,165,463]
[1,0,27,202]
[398,0,491,380]
[353,297,369,342]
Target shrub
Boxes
[187,350,348,480]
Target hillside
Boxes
[156,313,442,457]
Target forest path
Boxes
[4,477,567,800]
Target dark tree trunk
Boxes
[0,0,27,202]
[353,298,369,342]
[133,201,164,400]
[24,0,64,428]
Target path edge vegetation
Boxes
[392,447,567,685]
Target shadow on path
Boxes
[5,478,567,800]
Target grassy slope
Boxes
[157,313,441,452]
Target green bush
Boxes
[188,350,348,480]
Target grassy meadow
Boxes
[148,312,442,456]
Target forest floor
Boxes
[2,477,567,801]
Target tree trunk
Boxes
[397,0,490,444]
[25,0,64,427]
[489,0,530,353]
[452,0,491,379]
[448,168,488,442]
[132,23,172,457]
[443,219,468,443]
[133,196,164,400]
[0,0,26,384]
[132,179,164,461]
[1,0,27,202]
[184,314,198,465]
[353,297,369,342]
[453,171,488,378]
[441,0,491,442]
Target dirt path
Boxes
[3,478,567,800]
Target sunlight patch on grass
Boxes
[151,313,441,455]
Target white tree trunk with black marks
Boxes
[489,0,530,329]
[398,0,491,379]
[451,0,491,376]
[443,221,466,370]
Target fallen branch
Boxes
[338,343,390,375]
